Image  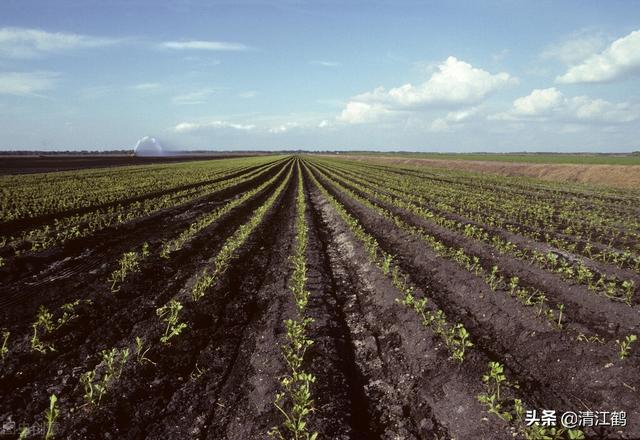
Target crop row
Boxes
[0,155,285,223]
[107,161,291,292]
[311,160,637,305]
[302,160,592,439]
[269,160,318,440]
[320,158,640,260]
[1,160,296,438]
[302,162,475,364]
[1,157,286,258]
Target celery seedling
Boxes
[156,299,187,344]
[616,334,637,360]
[0,330,9,361]
[44,394,59,440]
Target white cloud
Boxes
[493,87,639,124]
[269,122,299,133]
[337,101,392,124]
[239,91,257,99]
[172,88,217,105]
[0,27,117,58]
[337,56,515,125]
[131,82,162,91]
[161,40,249,51]
[354,57,516,108]
[0,71,58,95]
[556,30,640,83]
[541,31,607,65]
[310,60,340,67]
[511,88,564,116]
[430,107,480,132]
[174,120,255,133]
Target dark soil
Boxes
[309,163,640,439]
[1,156,638,439]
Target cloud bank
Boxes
[338,56,517,124]
[556,30,640,83]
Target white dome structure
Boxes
[134,136,164,157]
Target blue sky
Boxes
[1,0,639,152]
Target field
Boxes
[0,155,639,439]
[338,152,640,166]
[326,154,640,190]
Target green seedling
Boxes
[31,301,83,353]
[156,299,187,344]
[616,334,637,360]
[108,251,141,292]
[80,347,130,405]
[487,266,502,291]
[509,277,519,296]
[31,323,55,353]
[477,361,512,422]
[18,427,29,439]
[0,330,9,361]
[576,333,604,344]
[190,362,205,380]
[514,398,585,440]
[381,253,393,276]
[134,336,156,365]
[451,324,473,363]
[269,372,318,440]
[80,370,97,405]
[35,305,55,333]
[44,394,59,440]
[622,280,634,306]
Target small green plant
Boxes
[576,333,604,344]
[477,361,512,422]
[36,305,55,333]
[616,334,637,360]
[514,398,585,440]
[156,299,187,344]
[381,253,393,276]
[451,324,473,363]
[486,266,503,291]
[44,394,59,440]
[58,299,81,327]
[108,250,142,292]
[80,347,130,405]
[509,276,519,296]
[269,372,318,440]
[31,324,55,354]
[191,272,214,301]
[622,280,634,306]
[134,336,156,365]
[80,370,97,404]
[18,427,29,439]
[190,362,205,380]
[0,329,9,361]
[31,301,83,353]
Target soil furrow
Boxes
[308,163,640,439]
